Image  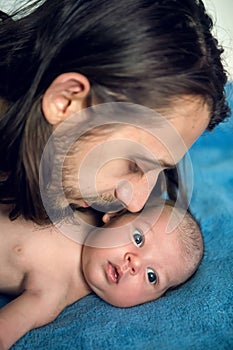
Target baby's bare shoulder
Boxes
[0,206,87,302]
[0,207,78,293]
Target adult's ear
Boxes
[42,72,90,126]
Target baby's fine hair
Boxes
[177,211,203,276]
[164,203,203,285]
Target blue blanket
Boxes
[1,85,233,350]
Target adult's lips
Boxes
[106,262,122,284]
[102,208,128,224]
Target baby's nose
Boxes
[123,252,141,275]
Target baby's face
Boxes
[82,207,187,307]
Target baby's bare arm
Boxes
[0,290,63,350]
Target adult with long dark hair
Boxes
[0,0,230,227]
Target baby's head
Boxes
[81,203,203,307]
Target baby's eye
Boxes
[147,268,157,284]
[132,229,144,247]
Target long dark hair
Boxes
[0,0,230,223]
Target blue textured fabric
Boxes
[1,85,233,350]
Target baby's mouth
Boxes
[106,262,121,284]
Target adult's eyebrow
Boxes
[136,155,175,170]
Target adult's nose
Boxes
[114,171,159,212]
[123,253,142,275]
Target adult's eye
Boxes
[132,229,144,247]
[147,268,157,284]
[132,163,139,173]
[129,162,140,174]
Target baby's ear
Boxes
[42,72,90,126]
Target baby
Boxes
[0,202,203,349]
